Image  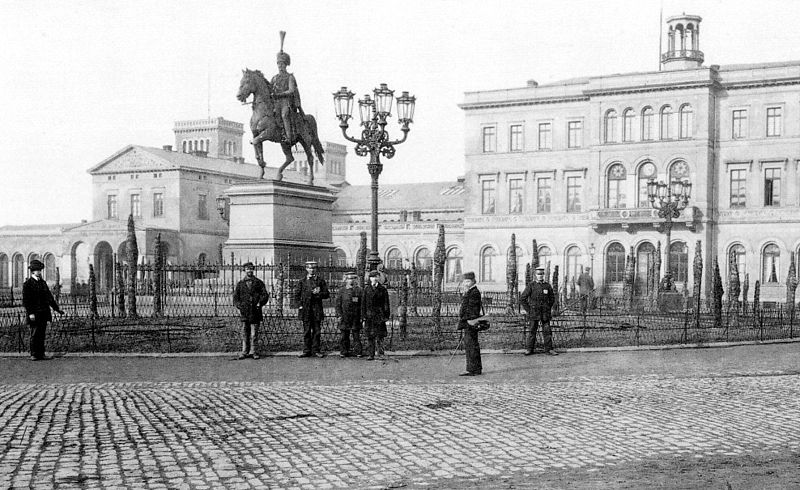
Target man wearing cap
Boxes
[335,271,362,357]
[362,270,390,360]
[458,271,483,376]
[520,267,558,356]
[271,35,303,144]
[295,260,329,358]
[577,267,595,313]
[233,262,270,360]
[22,259,63,361]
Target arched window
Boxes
[607,163,627,208]
[480,246,497,282]
[0,253,8,287]
[537,245,552,271]
[12,253,24,288]
[565,246,582,283]
[206,139,211,152]
[182,141,188,153]
[637,162,657,207]
[414,247,432,270]
[43,253,56,282]
[762,244,780,283]
[604,109,617,143]
[669,160,690,182]
[635,242,656,295]
[445,247,463,284]
[385,248,403,269]
[606,243,625,283]
[660,105,673,139]
[198,253,207,266]
[641,107,654,141]
[679,104,693,139]
[669,241,689,284]
[622,109,635,142]
[729,244,746,280]
[334,249,348,267]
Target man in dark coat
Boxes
[362,270,390,360]
[577,267,595,313]
[22,259,63,361]
[457,271,483,376]
[335,271,362,357]
[294,260,330,357]
[233,262,269,359]
[520,267,558,356]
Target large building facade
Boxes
[459,14,800,300]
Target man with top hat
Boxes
[22,259,63,361]
[457,271,483,376]
[233,262,269,360]
[295,260,329,357]
[335,271,362,357]
[520,267,558,356]
[271,31,303,144]
[362,270,390,360]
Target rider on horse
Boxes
[271,33,303,144]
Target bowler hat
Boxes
[462,271,476,281]
[368,270,380,278]
[28,259,44,271]
[242,262,255,270]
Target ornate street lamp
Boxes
[215,195,229,222]
[589,243,596,275]
[647,179,692,291]
[333,84,416,270]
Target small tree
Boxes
[88,264,98,318]
[53,267,62,303]
[742,273,750,315]
[116,261,126,317]
[126,214,138,318]
[786,252,798,315]
[728,249,740,321]
[432,225,446,337]
[506,233,518,314]
[712,257,724,328]
[752,280,761,329]
[153,234,163,317]
[551,265,560,313]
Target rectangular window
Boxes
[732,109,747,139]
[567,121,582,148]
[130,194,141,218]
[764,168,781,206]
[537,123,552,150]
[107,195,118,219]
[509,178,524,214]
[153,192,164,217]
[566,176,582,213]
[198,194,209,219]
[481,180,496,214]
[729,170,746,208]
[510,124,523,152]
[536,177,552,213]
[766,107,782,137]
[482,126,496,152]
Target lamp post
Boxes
[647,179,692,291]
[589,243,596,275]
[333,84,416,270]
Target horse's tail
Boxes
[306,115,325,165]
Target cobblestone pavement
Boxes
[2,368,800,489]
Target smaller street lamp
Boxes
[647,179,692,291]
[589,243,596,274]
[216,196,230,222]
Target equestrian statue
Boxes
[236,31,324,184]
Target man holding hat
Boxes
[362,270,390,360]
[271,31,303,144]
[457,271,483,376]
[295,260,329,357]
[335,271,362,357]
[22,259,63,361]
[233,262,269,360]
[520,267,558,356]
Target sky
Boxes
[2,0,800,226]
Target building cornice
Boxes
[722,76,800,90]
[459,95,589,111]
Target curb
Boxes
[2,337,799,358]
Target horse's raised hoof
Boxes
[284,156,295,165]
[275,171,284,182]
[259,167,265,179]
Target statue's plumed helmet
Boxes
[276,51,291,66]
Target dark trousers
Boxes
[463,327,482,374]
[241,322,259,355]
[302,318,322,355]
[339,316,362,356]
[29,321,47,358]
[527,318,553,352]
[366,335,385,358]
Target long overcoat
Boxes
[520,281,556,322]
[22,277,60,324]
[233,276,270,323]
[335,286,362,328]
[458,285,482,330]
[361,283,390,337]
[294,276,330,323]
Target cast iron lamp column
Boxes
[647,179,692,291]
[333,84,416,270]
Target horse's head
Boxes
[237,68,272,103]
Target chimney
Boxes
[527,79,538,87]
[162,145,173,151]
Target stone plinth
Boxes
[222,180,336,264]
[658,291,685,312]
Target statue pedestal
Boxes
[223,180,336,264]
[658,291,685,312]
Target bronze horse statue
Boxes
[236,68,324,183]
